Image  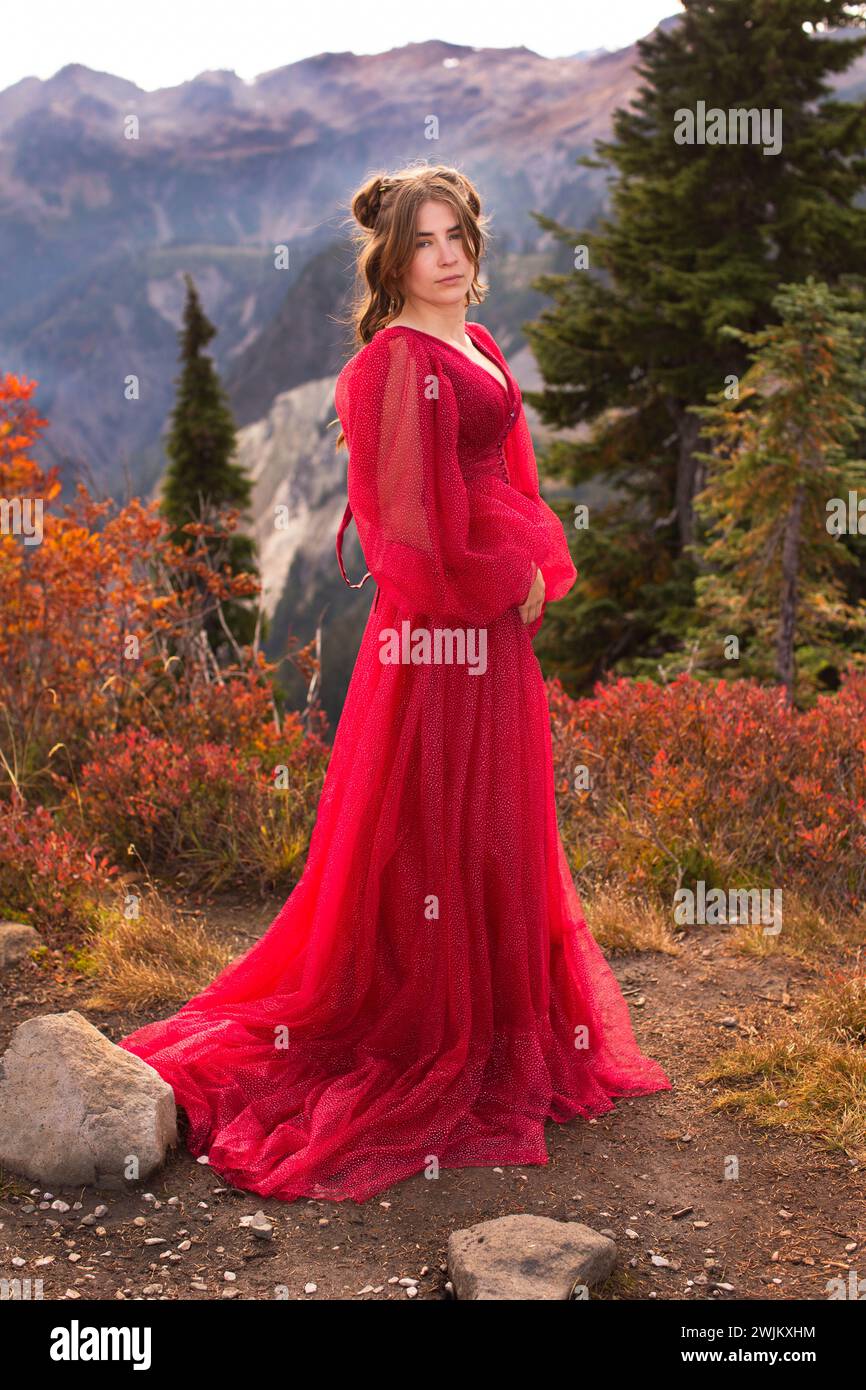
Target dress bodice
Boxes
[377,324,520,487]
[333,318,576,619]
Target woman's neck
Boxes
[386,307,469,345]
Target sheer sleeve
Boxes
[334,329,537,626]
[502,399,578,607]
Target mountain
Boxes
[0,37,649,489]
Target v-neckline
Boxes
[379,322,511,402]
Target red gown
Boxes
[118,321,672,1203]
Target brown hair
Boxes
[332,161,491,449]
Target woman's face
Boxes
[399,199,474,309]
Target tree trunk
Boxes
[675,409,703,553]
[776,484,805,705]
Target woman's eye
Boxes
[416,234,464,247]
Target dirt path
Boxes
[1,900,862,1301]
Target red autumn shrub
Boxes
[0,372,330,906]
[549,670,866,911]
[74,726,328,891]
[0,794,118,936]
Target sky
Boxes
[2,1,683,93]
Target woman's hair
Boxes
[332,161,491,449]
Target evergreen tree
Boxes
[684,278,866,704]
[161,273,261,653]
[526,0,866,691]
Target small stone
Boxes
[249,1212,273,1239]
[304,1281,317,1294]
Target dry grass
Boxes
[582,886,682,956]
[699,965,866,1162]
[80,887,235,1013]
[729,893,863,964]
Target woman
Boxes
[118,163,671,1204]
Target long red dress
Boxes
[118,320,672,1203]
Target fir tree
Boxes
[161,273,261,652]
[687,278,866,703]
[526,0,866,690]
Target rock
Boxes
[0,1011,176,1188]
[448,1215,617,1301]
[0,922,42,969]
[249,1211,273,1240]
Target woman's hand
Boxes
[518,563,545,626]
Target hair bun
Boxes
[352,174,396,230]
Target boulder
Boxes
[0,921,42,969]
[448,1213,617,1300]
[0,1010,176,1188]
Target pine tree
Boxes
[526,0,866,690]
[161,273,261,653]
[686,278,866,704]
